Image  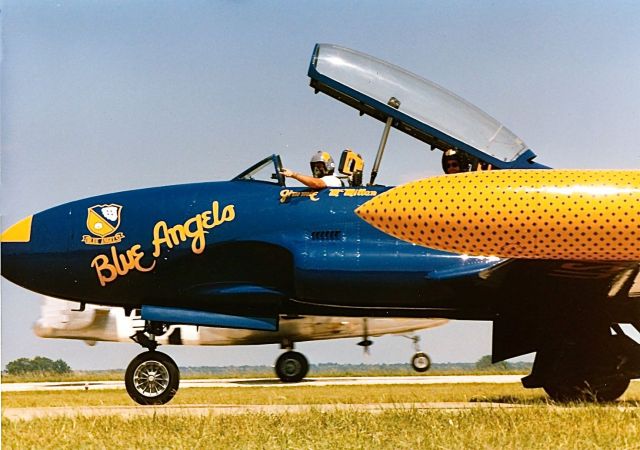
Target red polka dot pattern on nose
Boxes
[355,170,640,261]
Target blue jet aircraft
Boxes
[3,44,640,404]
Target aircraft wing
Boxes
[482,259,640,361]
[34,297,448,346]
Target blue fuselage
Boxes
[2,179,501,319]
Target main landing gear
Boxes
[411,352,431,372]
[127,321,180,405]
[522,325,640,403]
[361,320,433,373]
[275,340,309,382]
[272,331,433,384]
[406,335,432,372]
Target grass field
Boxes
[3,406,640,449]
[3,382,640,448]
[2,383,541,408]
[3,381,640,408]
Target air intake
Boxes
[311,230,343,241]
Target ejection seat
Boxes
[338,149,365,187]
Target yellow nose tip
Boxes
[356,170,640,261]
[1,216,33,243]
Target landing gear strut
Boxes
[405,335,432,372]
[126,320,180,405]
[357,318,373,354]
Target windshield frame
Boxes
[233,154,285,186]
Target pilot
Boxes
[281,151,343,189]
[441,149,468,174]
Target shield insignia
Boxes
[86,204,122,238]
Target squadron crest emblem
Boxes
[82,204,125,245]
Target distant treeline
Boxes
[2,359,533,382]
[4,355,533,377]
[5,356,71,375]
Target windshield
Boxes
[233,154,284,185]
[309,44,529,163]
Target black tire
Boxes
[544,377,630,403]
[411,352,431,373]
[275,351,309,382]
[125,351,180,405]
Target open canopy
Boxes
[308,44,542,169]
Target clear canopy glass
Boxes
[312,44,528,162]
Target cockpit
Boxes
[235,44,546,188]
[233,150,365,188]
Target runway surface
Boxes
[2,375,525,420]
[4,376,639,420]
[2,374,524,392]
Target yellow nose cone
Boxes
[1,216,33,243]
[355,170,640,261]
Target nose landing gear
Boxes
[126,320,180,405]
[125,350,180,405]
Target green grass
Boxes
[1,371,126,384]
[4,383,640,449]
[3,382,640,408]
[3,407,640,449]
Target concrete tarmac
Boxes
[2,374,524,392]
[1,375,527,421]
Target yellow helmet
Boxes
[310,151,335,177]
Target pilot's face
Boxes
[445,159,461,174]
[311,162,327,178]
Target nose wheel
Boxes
[125,351,180,405]
[275,351,309,382]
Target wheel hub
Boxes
[133,360,170,397]
[414,356,428,369]
[283,359,301,376]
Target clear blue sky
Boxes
[2,1,639,370]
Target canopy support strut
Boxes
[369,97,400,185]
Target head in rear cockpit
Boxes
[442,149,468,174]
